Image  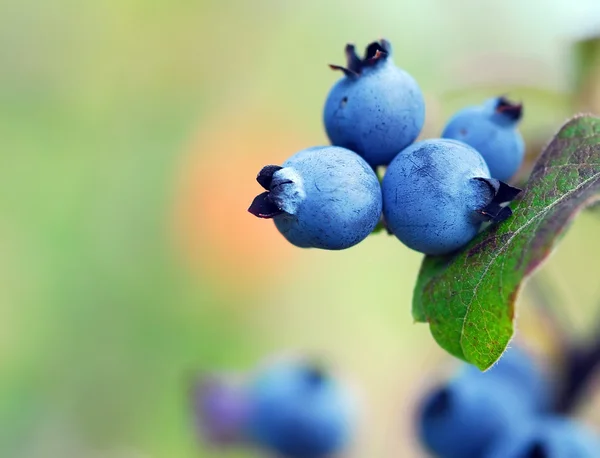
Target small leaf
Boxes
[413,115,600,370]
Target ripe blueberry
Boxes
[323,39,425,167]
[484,417,600,458]
[442,96,525,181]
[248,358,355,458]
[382,139,521,255]
[248,146,382,250]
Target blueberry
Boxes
[191,374,251,446]
[248,359,355,458]
[442,96,525,181]
[459,346,552,412]
[484,417,600,458]
[248,146,382,250]
[323,39,425,167]
[382,139,521,255]
[417,374,531,458]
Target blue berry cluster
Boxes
[220,38,600,458]
[249,39,526,256]
[417,347,600,457]
[192,357,356,458]
[193,349,600,458]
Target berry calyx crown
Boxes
[329,39,392,78]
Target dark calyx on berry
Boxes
[256,165,282,190]
[522,441,547,458]
[423,387,451,417]
[248,165,284,219]
[329,39,391,77]
[495,96,523,121]
[474,178,522,223]
[303,362,327,388]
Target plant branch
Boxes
[556,288,600,413]
[556,337,600,413]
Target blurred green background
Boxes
[2,1,600,457]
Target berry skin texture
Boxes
[442,96,525,182]
[484,417,600,458]
[192,374,251,446]
[323,39,425,167]
[248,146,382,250]
[417,376,529,458]
[248,359,355,458]
[382,139,521,255]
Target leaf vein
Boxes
[460,170,600,352]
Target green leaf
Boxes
[413,115,600,370]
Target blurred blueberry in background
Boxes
[248,357,357,458]
[416,347,551,458]
[192,374,251,446]
[192,356,357,458]
[458,346,553,412]
[484,417,600,458]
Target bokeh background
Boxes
[3,1,600,457]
